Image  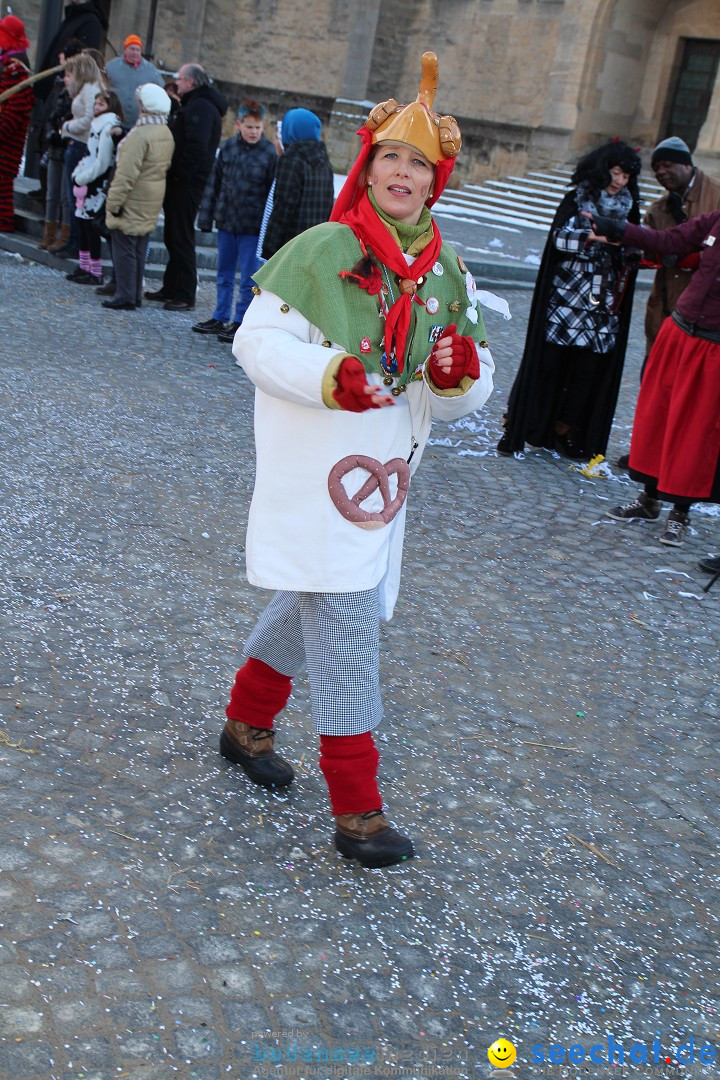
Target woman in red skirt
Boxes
[588,206,720,567]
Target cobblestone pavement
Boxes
[0,250,718,1080]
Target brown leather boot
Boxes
[47,223,70,253]
[335,810,414,868]
[219,719,294,788]
[38,222,57,250]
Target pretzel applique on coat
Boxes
[328,455,411,530]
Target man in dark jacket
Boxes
[145,63,227,311]
[192,99,276,339]
[34,0,106,101]
[261,107,334,260]
[25,0,106,180]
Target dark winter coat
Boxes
[166,83,228,192]
[41,79,71,161]
[34,1,107,101]
[197,133,276,234]
[262,139,334,259]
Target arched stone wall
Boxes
[572,0,720,162]
[22,0,716,181]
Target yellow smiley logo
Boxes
[488,1038,517,1068]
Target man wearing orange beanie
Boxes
[106,33,164,126]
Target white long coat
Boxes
[233,289,494,620]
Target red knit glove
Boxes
[428,324,480,389]
[332,356,381,412]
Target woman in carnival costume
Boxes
[587,203,720,565]
[220,53,496,868]
[497,139,642,461]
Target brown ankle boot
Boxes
[335,810,414,868]
[48,223,70,253]
[219,719,294,788]
[38,222,57,250]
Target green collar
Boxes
[368,190,434,256]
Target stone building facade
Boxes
[22,0,720,182]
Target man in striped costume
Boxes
[0,15,34,232]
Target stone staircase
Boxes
[434,168,665,231]
[7,177,216,281]
[5,169,666,284]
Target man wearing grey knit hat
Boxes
[651,135,693,166]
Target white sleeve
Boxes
[232,289,348,410]
[73,128,114,185]
[423,341,495,421]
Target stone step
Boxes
[438,167,665,230]
[8,169,663,290]
[9,180,217,281]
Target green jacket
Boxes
[255,221,487,389]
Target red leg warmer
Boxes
[319,732,382,815]
[225,657,292,729]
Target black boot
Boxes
[497,431,514,456]
[334,810,414,868]
[219,719,294,788]
[101,298,136,310]
[554,429,586,460]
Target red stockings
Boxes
[226,657,292,729]
[319,731,381,815]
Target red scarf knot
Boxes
[336,191,442,374]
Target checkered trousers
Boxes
[243,590,383,735]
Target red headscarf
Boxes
[331,126,455,222]
[331,127,455,372]
[0,15,29,54]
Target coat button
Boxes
[391,386,404,396]
[280,303,290,313]
[252,285,261,295]
[321,340,331,347]
[480,340,489,348]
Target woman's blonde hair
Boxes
[83,47,108,77]
[64,52,105,94]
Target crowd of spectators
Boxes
[2,17,335,318]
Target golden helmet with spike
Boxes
[364,52,461,162]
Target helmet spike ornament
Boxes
[364,51,461,163]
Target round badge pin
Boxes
[432,262,444,277]
[426,297,440,315]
